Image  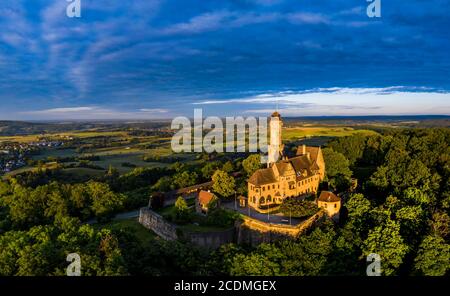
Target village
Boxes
[0,140,65,173]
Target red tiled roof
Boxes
[198,190,216,206]
[318,191,341,202]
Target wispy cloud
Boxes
[287,12,330,25]
[20,107,172,119]
[139,108,169,113]
[193,87,450,116]
[21,107,96,114]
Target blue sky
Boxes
[0,0,449,120]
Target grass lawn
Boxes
[156,199,196,217]
[94,218,156,244]
[156,200,232,233]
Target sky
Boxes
[0,0,449,120]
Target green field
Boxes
[4,126,379,177]
[0,130,128,143]
[282,127,378,140]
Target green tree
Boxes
[87,181,124,222]
[429,211,450,239]
[200,161,221,180]
[221,161,234,173]
[322,148,352,191]
[362,220,408,276]
[329,134,367,165]
[414,235,450,276]
[345,193,372,221]
[242,154,262,177]
[173,197,192,224]
[152,176,172,192]
[212,170,235,198]
[173,171,198,189]
[279,199,319,218]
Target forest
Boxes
[0,128,448,276]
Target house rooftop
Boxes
[318,191,340,203]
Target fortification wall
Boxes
[139,208,178,241]
[139,207,235,248]
[236,209,326,245]
[139,207,326,248]
[184,228,235,249]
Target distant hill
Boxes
[283,115,450,128]
[0,120,171,136]
[0,115,448,136]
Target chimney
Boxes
[302,144,306,155]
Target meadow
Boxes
[2,125,378,177]
[282,127,377,140]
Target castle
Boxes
[247,112,325,212]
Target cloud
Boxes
[287,12,330,25]
[160,10,281,35]
[18,106,173,120]
[21,107,96,114]
[0,1,449,120]
[193,87,450,116]
[139,108,169,113]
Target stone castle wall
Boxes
[139,207,326,248]
[236,209,327,245]
[139,207,234,248]
[184,228,235,249]
[139,208,178,241]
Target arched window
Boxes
[259,196,265,204]
[267,195,272,203]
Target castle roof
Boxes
[296,146,321,162]
[274,161,293,176]
[290,155,315,179]
[318,191,341,203]
[248,167,277,185]
[271,111,281,118]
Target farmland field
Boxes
[282,127,378,140]
[3,125,379,177]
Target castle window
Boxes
[272,185,275,189]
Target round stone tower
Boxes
[267,111,284,166]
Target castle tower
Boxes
[267,111,284,166]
